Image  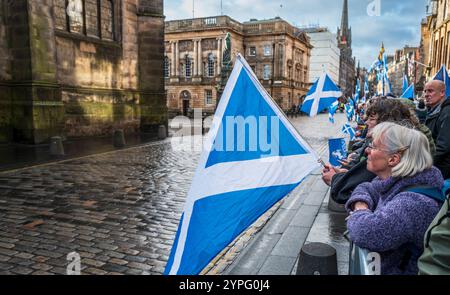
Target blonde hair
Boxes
[371,122,433,178]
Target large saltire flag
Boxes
[433,65,450,98]
[164,54,321,275]
[300,72,342,117]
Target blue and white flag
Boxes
[345,103,354,122]
[355,79,361,102]
[402,75,409,95]
[433,65,450,98]
[164,54,321,275]
[380,71,392,96]
[342,123,356,140]
[328,101,339,124]
[401,84,414,100]
[364,79,369,95]
[301,72,342,117]
[329,138,347,167]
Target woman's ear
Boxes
[388,153,401,167]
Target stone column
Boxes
[197,39,202,77]
[171,41,176,76]
[193,39,198,76]
[175,41,179,76]
[216,38,222,76]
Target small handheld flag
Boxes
[329,138,347,166]
[342,123,356,140]
[328,101,339,124]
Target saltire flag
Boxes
[164,54,321,275]
[382,71,392,95]
[329,138,347,167]
[401,84,414,100]
[364,79,369,95]
[345,103,354,122]
[329,100,339,124]
[355,79,361,104]
[342,123,356,140]
[433,65,450,98]
[402,75,409,95]
[300,72,342,117]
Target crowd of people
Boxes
[321,80,450,275]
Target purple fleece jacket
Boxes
[345,167,443,275]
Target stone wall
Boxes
[0,0,166,143]
[0,1,11,142]
[137,0,167,134]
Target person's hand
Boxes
[321,164,346,186]
[353,201,369,211]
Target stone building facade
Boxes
[164,16,312,117]
[386,46,421,96]
[422,0,450,78]
[0,0,166,144]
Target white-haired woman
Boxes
[345,122,444,275]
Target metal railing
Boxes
[346,231,381,275]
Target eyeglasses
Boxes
[367,143,409,154]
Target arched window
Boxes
[207,54,215,77]
[54,0,116,41]
[164,56,170,78]
[185,55,192,78]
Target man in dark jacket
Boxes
[424,80,450,179]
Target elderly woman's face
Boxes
[366,137,395,178]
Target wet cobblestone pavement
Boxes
[0,113,348,275]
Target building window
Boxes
[263,65,271,80]
[54,0,116,41]
[101,0,114,40]
[250,65,256,73]
[263,45,271,56]
[205,90,213,105]
[185,55,192,77]
[164,56,170,78]
[249,46,256,56]
[207,54,215,77]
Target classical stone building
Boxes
[164,16,312,117]
[421,0,450,78]
[337,0,355,97]
[0,0,166,144]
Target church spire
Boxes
[341,0,349,34]
[338,0,351,47]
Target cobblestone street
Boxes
[0,113,347,275]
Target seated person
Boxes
[345,122,443,275]
[322,98,435,204]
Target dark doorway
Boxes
[180,90,191,116]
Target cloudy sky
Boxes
[165,0,429,68]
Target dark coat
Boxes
[330,158,376,204]
[425,99,450,179]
